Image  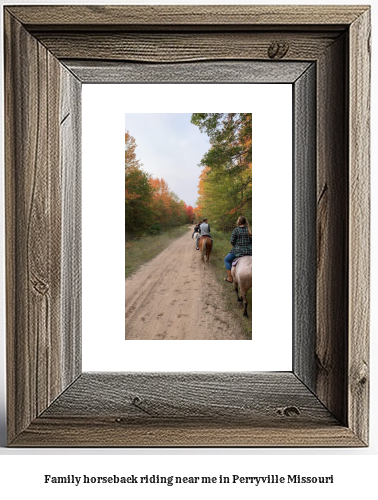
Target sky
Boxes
[125,113,210,208]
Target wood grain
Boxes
[11,418,364,448]
[60,69,82,388]
[348,8,371,445]
[12,373,363,447]
[4,5,370,447]
[65,60,312,84]
[7,5,367,30]
[4,11,81,444]
[34,32,339,63]
[316,33,349,426]
[41,373,336,423]
[5,12,60,442]
[293,64,317,391]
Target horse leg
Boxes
[240,285,248,317]
[243,298,248,317]
[242,294,248,317]
[201,238,207,268]
[234,282,242,303]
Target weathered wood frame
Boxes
[4,5,370,447]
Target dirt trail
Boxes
[125,227,247,340]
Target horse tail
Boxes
[201,237,207,261]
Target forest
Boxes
[191,113,252,231]
[125,113,251,238]
[125,131,194,238]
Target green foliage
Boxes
[191,113,252,175]
[125,166,154,235]
[192,113,252,232]
[125,131,193,236]
[149,223,162,234]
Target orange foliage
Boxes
[185,204,195,222]
[125,131,141,171]
[125,131,193,229]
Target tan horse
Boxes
[198,236,212,267]
[231,256,252,317]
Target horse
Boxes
[198,236,212,267]
[231,256,252,317]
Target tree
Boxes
[125,167,154,234]
[149,178,191,228]
[191,113,251,176]
[149,177,172,226]
[185,204,195,223]
[191,113,252,231]
[125,131,142,171]
[125,130,193,236]
[125,131,153,235]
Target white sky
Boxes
[125,113,210,207]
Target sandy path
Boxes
[125,227,247,340]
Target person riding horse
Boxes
[224,216,252,282]
[192,222,200,239]
[196,218,212,250]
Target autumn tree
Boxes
[125,130,193,236]
[191,113,252,230]
[185,204,195,223]
[125,131,141,170]
[125,168,154,234]
[191,113,251,176]
[149,177,191,228]
[196,166,245,231]
[149,177,171,227]
[125,131,154,235]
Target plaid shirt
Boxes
[230,226,252,257]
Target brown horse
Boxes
[231,256,252,317]
[198,236,212,267]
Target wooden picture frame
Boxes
[4,5,370,447]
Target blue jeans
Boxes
[225,252,236,270]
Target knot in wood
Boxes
[268,42,289,59]
[33,280,49,295]
[132,396,142,406]
[130,395,153,416]
[276,406,300,417]
[355,361,368,389]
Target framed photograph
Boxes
[81,84,292,371]
[121,111,253,341]
[4,5,370,446]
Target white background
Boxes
[82,83,292,371]
[0,0,377,498]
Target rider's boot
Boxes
[224,269,233,283]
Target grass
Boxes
[209,229,252,339]
[125,225,189,278]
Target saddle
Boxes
[231,257,242,267]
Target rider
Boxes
[192,222,200,239]
[197,218,212,250]
[224,216,252,282]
